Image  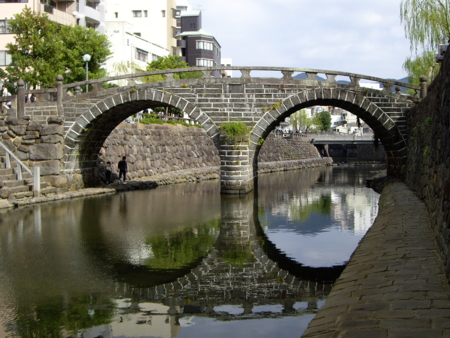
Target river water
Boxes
[0,165,382,338]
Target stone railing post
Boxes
[420,75,428,99]
[56,75,63,115]
[74,86,81,96]
[17,79,25,118]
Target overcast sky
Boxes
[186,0,412,80]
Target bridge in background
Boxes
[1,66,424,194]
[307,133,374,145]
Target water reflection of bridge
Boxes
[0,169,356,336]
[114,191,339,321]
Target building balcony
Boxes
[83,5,100,22]
[41,3,75,25]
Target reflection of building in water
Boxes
[330,188,379,233]
[79,301,181,338]
[266,185,379,234]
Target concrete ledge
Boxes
[302,180,450,337]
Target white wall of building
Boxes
[105,21,170,77]
[105,0,176,54]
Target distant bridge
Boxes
[308,133,374,145]
[3,66,424,194]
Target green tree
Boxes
[400,0,450,85]
[59,25,111,84]
[145,55,203,82]
[313,110,332,131]
[5,7,65,88]
[5,7,111,88]
[290,109,314,133]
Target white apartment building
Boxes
[0,0,106,69]
[104,0,177,76]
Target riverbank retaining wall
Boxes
[404,52,450,278]
[0,119,329,202]
[99,124,329,180]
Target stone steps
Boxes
[0,160,54,200]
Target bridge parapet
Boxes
[10,67,422,115]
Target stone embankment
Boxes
[404,50,450,279]
[302,180,450,338]
[98,123,328,179]
[0,121,330,207]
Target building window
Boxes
[196,40,213,51]
[144,10,147,17]
[189,23,196,30]
[0,51,12,66]
[196,58,214,67]
[152,54,159,61]
[114,12,118,18]
[161,10,165,17]
[0,0,28,2]
[135,48,148,62]
[0,20,10,34]
[132,10,142,17]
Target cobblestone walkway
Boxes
[302,180,450,338]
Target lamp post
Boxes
[82,54,91,93]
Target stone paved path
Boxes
[302,180,450,338]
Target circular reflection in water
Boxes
[257,165,382,267]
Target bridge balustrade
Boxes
[4,66,424,119]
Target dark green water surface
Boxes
[0,165,382,338]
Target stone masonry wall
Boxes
[0,116,80,198]
[99,123,220,180]
[405,52,450,277]
[99,123,324,180]
[0,119,327,201]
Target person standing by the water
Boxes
[118,156,128,184]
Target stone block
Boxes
[30,143,63,160]
[8,118,28,125]
[9,125,27,136]
[41,135,64,144]
[43,175,68,188]
[47,116,64,125]
[41,125,64,136]
[32,160,60,175]
[0,187,11,199]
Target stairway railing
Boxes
[0,142,40,197]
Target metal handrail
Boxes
[0,142,40,196]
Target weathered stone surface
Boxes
[8,118,28,125]
[32,160,60,175]
[40,125,64,136]
[41,135,63,144]
[47,116,64,125]
[0,187,11,199]
[43,175,68,188]
[26,124,42,132]
[30,143,63,160]
[405,51,450,279]
[9,124,27,136]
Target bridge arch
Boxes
[251,88,410,177]
[63,87,220,184]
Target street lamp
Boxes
[83,54,91,93]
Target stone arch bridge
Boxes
[11,66,423,194]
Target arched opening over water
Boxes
[63,89,221,187]
[252,88,406,177]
